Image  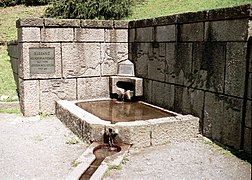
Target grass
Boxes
[0,1,250,101]
[127,0,251,20]
[0,107,21,114]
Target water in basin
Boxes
[76,99,175,124]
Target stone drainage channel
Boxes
[66,142,130,180]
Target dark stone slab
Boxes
[175,43,192,86]
[44,18,80,27]
[131,43,150,78]
[165,43,176,84]
[80,19,113,28]
[148,43,166,81]
[202,42,226,93]
[179,22,204,41]
[174,85,183,114]
[248,73,252,100]
[16,18,44,28]
[182,88,204,120]
[244,127,251,154]
[135,27,153,42]
[225,42,247,98]
[155,25,176,42]
[225,4,251,19]
[177,11,207,23]
[189,43,207,90]
[143,79,152,103]
[205,19,248,41]
[204,92,242,149]
[153,15,177,26]
[245,100,251,128]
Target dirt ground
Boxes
[0,113,251,180]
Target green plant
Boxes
[44,0,133,20]
[39,112,50,119]
[108,164,123,170]
[0,107,21,114]
[66,137,80,145]
[71,159,80,167]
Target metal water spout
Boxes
[104,128,118,147]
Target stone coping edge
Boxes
[66,142,130,180]
[0,101,20,110]
[16,18,129,28]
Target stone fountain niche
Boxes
[109,59,143,101]
[56,59,199,148]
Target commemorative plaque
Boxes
[29,48,55,74]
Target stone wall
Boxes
[10,18,128,116]
[8,4,251,154]
[128,4,251,154]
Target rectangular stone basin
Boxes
[56,99,199,147]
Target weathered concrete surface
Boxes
[104,137,251,180]
[0,113,87,179]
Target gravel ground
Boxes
[104,138,251,180]
[0,113,251,180]
[0,113,88,179]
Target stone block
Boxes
[115,121,151,148]
[245,100,251,128]
[105,29,128,42]
[80,19,113,28]
[143,79,152,103]
[244,127,251,154]
[165,43,176,83]
[150,81,175,110]
[62,43,101,77]
[177,11,207,23]
[7,43,19,59]
[132,43,150,78]
[44,18,80,27]
[151,81,166,108]
[150,115,199,145]
[179,22,204,41]
[153,15,177,26]
[175,43,192,86]
[202,42,226,93]
[208,4,251,20]
[16,18,43,28]
[135,27,153,42]
[129,29,135,43]
[41,28,74,42]
[19,79,39,116]
[205,19,248,41]
[204,92,242,149]
[10,57,19,75]
[156,25,176,42]
[18,27,40,42]
[75,28,104,42]
[189,43,208,90]
[40,79,77,114]
[19,43,62,79]
[249,42,252,73]
[182,88,204,120]
[163,84,175,111]
[173,85,183,114]
[101,43,128,76]
[113,20,128,29]
[148,43,166,81]
[225,42,247,98]
[248,73,252,100]
[77,77,109,100]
